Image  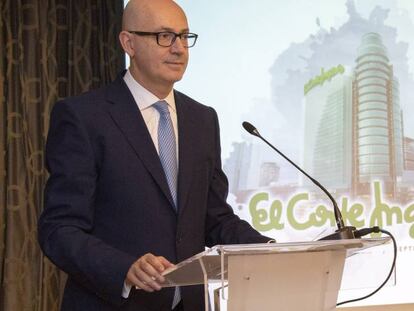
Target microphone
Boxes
[242,121,355,240]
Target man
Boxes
[38,0,272,310]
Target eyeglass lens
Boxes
[157,32,197,47]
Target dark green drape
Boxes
[0,1,125,310]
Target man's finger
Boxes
[134,278,154,292]
[134,268,162,290]
[157,256,174,268]
[126,269,156,292]
[137,259,163,281]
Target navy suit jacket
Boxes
[38,72,270,310]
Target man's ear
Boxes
[119,31,135,58]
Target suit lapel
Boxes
[105,75,176,208]
[175,91,196,215]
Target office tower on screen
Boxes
[303,32,404,197]
[352,32,404,196]
[303,65,353,192]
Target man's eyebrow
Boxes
[158,26,190,33]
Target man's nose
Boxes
[170,36,187,53]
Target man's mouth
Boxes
[165,61,184,66]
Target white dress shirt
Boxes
[123,69,179,159]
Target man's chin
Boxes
[165,73,185,84]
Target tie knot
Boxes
[153,101,170,116]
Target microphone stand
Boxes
[242,121,355,240]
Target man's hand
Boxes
[125,253,174,292]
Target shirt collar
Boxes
[123,69,176,112]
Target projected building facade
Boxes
[352,32,404,196]
[404,137,414,171]
[303,68,353,190]
[303,32,404,196]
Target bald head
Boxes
[119,0,191,98]
[122,0,187,31]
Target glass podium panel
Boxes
[162,238,390,287]
[161,238,390,311]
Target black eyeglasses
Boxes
[128,31,198,48]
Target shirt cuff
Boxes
[122,282,132,298]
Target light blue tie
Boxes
[153,101,178,209]
[153,101,181,308]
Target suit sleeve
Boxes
[38,101,135,306]
[204,108,271,247]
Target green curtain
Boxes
[0,1,125,310]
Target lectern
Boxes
[162,238,389,311]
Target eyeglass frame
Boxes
[128,31,198,48]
